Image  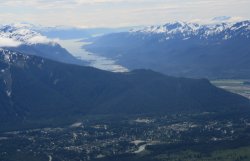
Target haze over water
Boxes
[58,39,128,72]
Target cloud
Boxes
[26,35,51,44]
[0,37,21,47]
[0,0,249,27]
[211,16,245,23]
[190,16,246,24]
[226,16,245,22]
[0,0,138,9]
[212,16,232,22]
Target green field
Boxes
[155,146,250,161]
[212,80,250,99]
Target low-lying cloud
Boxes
[0,37,22,47]
[26,35,52,44]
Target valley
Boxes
[0,5,250,161]
[1,112,250,161]
[57,39,128,72]
[85,21,250,79]
[2,49,249,133]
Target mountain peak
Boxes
[130,20,250,40]
[0,23,56,47]
[212,16,232,22]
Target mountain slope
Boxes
[85,20,250,79]
[0,49,249,130]
[0,24,87,66]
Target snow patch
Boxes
[130,20,249,40]
[6,90,11,97]
[131,140,145,146]
[134,118,154,123]
[134,144,147,153]
[70,122,83,128]
[183,37,190,40]
[48,155,52,161]
[0,24,57,46]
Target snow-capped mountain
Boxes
[85,20,250,79]
[130,20,250,40]
[0,23,55,47]
[0,23,87,66]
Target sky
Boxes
[0,0,250,28]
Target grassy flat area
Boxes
[156,146,250,161]
[212,80,250,99]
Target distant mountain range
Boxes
[38,26,131,39]
[1,22,131,39]
[0,24,87,66]
[0,48,249,131]
[85,20,250,79]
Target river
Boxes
[57,39,128,72]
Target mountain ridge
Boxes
[0,24,88,66]
[85,20,250,79]
[0,49,249,131]
[130,20,250,39]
